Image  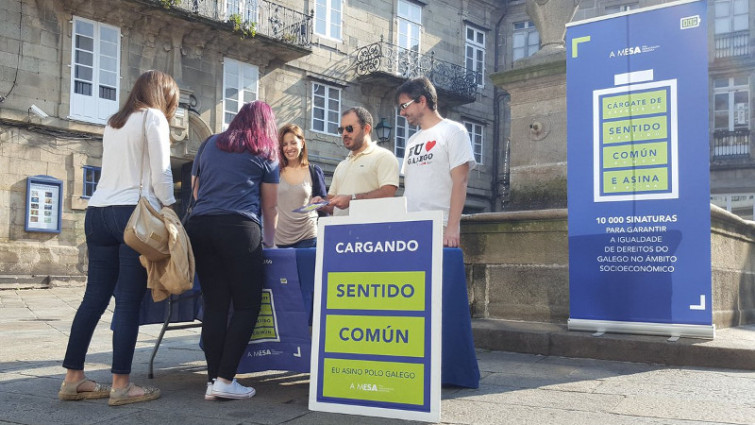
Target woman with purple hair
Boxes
[185,101,279,400]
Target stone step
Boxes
[473,318,755,370]
[0,275,86,290]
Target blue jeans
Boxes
[63,206,147,375]
[277,237,317,249]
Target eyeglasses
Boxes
[399,99,417,111]
[337,125,354,134]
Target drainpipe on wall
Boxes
[491,3,508,211]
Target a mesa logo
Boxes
[609,45,660,58]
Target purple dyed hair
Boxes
[216,100,279,161]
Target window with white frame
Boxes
[465,121,484,164]
[225,0,258,22]
[223,58,258,130]
[605,2,638,14]
[69,17,120,124]
[398,0,422,53]
[714,76,750,157]
[394,110,418,159]
[512,20,539,61]
[714,76,750,132]
[466,25,486,87]
[311,83,341,135]
[715,0,749,34]
[82,166,101,199]
[314,0,342,40]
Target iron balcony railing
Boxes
[355,39,478,100]
[713,128,751,159]
[714,30,750,59]
[173,0,312,46]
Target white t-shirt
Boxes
[88,108,176,209]
[401,119,476,225]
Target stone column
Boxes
[525,0,580,56]
[489,0,580,210]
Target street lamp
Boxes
[375,117,392,144]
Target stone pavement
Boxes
[2,286,755,425]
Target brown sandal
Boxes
[108,382,160,406]
[58,378,111,400]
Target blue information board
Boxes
[26,175,63,233]
[566,1,713,338]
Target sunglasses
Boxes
[399,99,417,111]
[337,125,355,134]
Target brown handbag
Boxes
[123,111,170,261]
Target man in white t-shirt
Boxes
[312,107,399,216]
[396,77,476,247]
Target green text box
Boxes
[602,142,668,169]
[603,167,669,194]
[602,116,668,144]
[322,358,425,405]
[250,326,278,341]
[327,271,425,311]
[324,315,425,357]
[602,90,668,119]
[255,315,274,326]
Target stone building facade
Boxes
[0,0,503,285]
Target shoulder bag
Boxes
[123,110,171,261]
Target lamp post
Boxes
[375,117,392,144]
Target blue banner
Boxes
[566,1,712,336]
[237,249,312,373]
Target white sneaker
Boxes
[210,378,256,400]
[205,380,216,400]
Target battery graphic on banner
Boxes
[593,70,679,202]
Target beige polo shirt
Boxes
[328,142,399,216]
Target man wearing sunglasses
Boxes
[312,107,399,216]
[396,77,476,248]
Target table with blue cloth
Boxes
[140,248,480,389]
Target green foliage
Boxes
[159,0,180,9]
[228,13,257,39]
[281,33,298,43]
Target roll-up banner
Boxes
[566,0,713,338]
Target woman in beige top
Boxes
[274,124,327,248]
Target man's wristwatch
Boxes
[351,193,357,200]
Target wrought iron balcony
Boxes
[712,128,750,159]
[714,30,750,59]
[355,39,478,104]
[170,0,312,47]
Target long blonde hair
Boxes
[107,70,179,128]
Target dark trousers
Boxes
[63,206,147,374]
[186,214,264,381]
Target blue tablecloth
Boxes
[140,248,480,389]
